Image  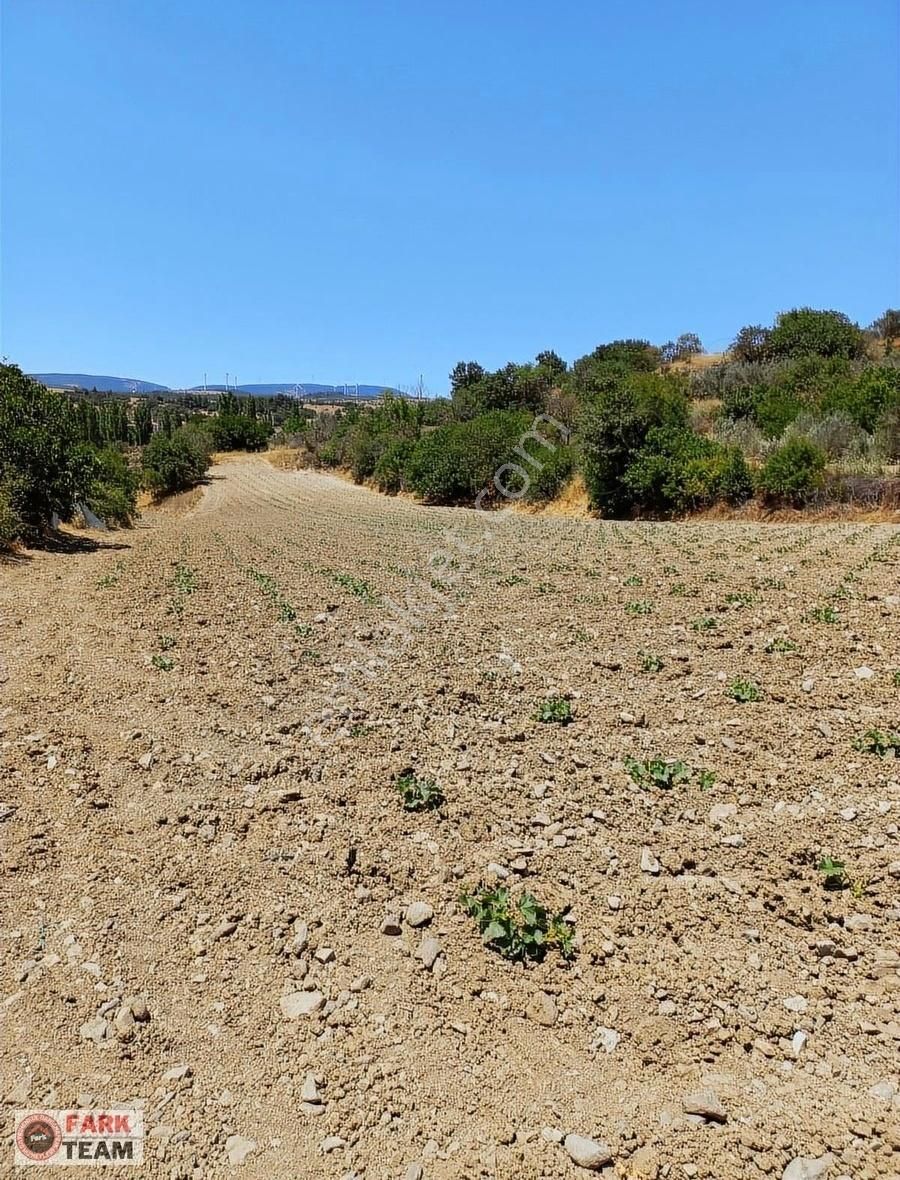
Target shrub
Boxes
[780,413,867,460]
[207,413,272,452]
[0,483,21,548]
[142,428,211,496]
[373,438,414,493]
[522,444,577,502]
[406,410,533,504]
[84,446,139,526]
[757,438,827,505]
[622,427,753,514]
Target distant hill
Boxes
[31,373,170,393]
[29,373,399,398]
[199,383,395,399]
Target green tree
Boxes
[580,373,689,516]
[766,308,865,360]
[757,438,827,505]
[0,363,91,533]
[730,324,772,363]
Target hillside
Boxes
[29,374,400,398]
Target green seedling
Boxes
[157,634,176,651]
[639,651,664,673]
[765,637,796,654]
[331,571,380,604]
[534,696,574,725]
[395,770,444,811]
[625,756,690,789]
[625,600,653,616]
[727,679,761,703]
[805,605,839,624]
[854,729,900,757]
[624,574,643,587]
[692,616,718,632]
[460,886,574,962]
[817,856,847,891]
[151,654,174,672]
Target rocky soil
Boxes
[1,456,898,1179]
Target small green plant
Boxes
[330,570,380,604]
[639,650,664,673]
[534,696,574,725]
[805,605,839,624]
[765,637,797,653]
[151,654,174,672]
[459,886,574,962]
[157,634,177,651]
[893,670,900,687]
[727,678,761,702]
[625,599,653,616]
[395,770,444,811]
[724,592,754,608]
[498,573,528,586]
[854,728,900,756]
[692,616,718,632]
[349,724,373,738]
[98,560,125,589]
[624,573,643,586]
[696,768,717,790]
[172,563,198,595]
[624,756,690,789]
[817,856,848,891]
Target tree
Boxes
[580,373,689,516]
[0,363,91,533]
[535,350,567,376]
[766,308,865,360]
[661,333,703,364]
[730,324,772,363]
[449,361,485,393]
[870,309,900,352]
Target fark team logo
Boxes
[14,1110,143,1167]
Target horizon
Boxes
[2,1,898,391]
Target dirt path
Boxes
[1,457,899,1179]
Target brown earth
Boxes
[1,456,899,1179]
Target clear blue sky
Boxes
[2,0,898,393]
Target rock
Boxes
[213,919,238,940]
[563,1133,613,1170]
[783,995,808,1014]
[403,1166,424,1180]
[418,937,442,971]
[300,1074,320,1102]
[782,1155,835,1180]
[854,666,874,679]
[606,895,622,911]
[129,998,150,1022]
[280,990,325,1018]
[592,1026,620,1053]
[640,847,660,874]
[526,992,557,1027]
[113,1006,135,1038]
[709,803,738,824]
[138,752,153,770]
[162,1064,191,1081]
[225,1135,256,1166]
[791,1030,808,1057]
[314,946,335,964]
[321,1136,346,1153]
[79,1015,110,1044]
[406,901,434,928]
[869,1079,897,1102]
[682,1089,727,1123]
[380,914,402,936]
[630,1145,660,1179]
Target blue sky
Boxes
[2,0,898,393]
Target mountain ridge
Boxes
[30,373,399,398]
